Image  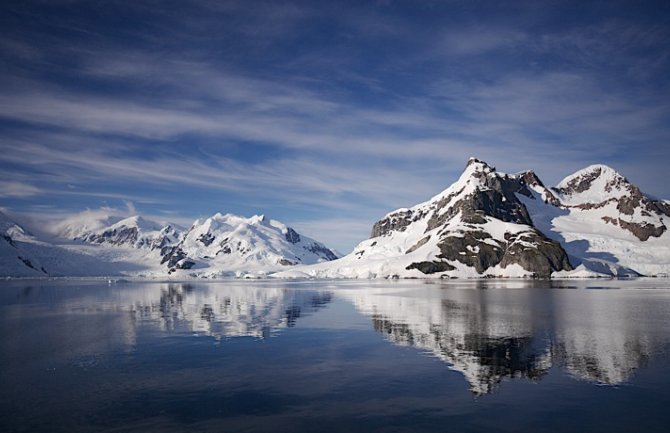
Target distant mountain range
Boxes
[2,157,669,278]
[0,211,338,278]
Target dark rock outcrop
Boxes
[198,232,215,246]
[285,227,301,244]
[85,226,139,246]
[3,234,16,248]
[372,209,414,238]
[306,244,338,261]
[498,232,572,277]
[406,260,455,274]
[436,231,505,274]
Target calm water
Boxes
[1,279,670,433]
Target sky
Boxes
[1,0,669,253]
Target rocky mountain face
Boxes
[372,159,571,277]
[282,157,669,278]
[160,213,338,276]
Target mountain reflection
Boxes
[345,284,667,395]
[130,283,333,339]
[2,280,667,397]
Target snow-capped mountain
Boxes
[539,164,670,276]
[160,213,338,277]
[279,158,669,278]
[0,210,338,278]
[57,214,181,250]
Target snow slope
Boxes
[523,164,670,276]
[0,211,141,277]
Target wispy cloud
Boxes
[291,217,376,254]
[0,181,42,197]
[439,27,527,56]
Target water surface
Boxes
[1,279,670,432]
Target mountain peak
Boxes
[163,212,338,275]
[557,164,623,187]
[554,164,630,205]
[465,157,495,173]
[111,215,159,231]
[250,214,266,225]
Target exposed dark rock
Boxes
[306,244,338,261]
[656,201,670,217]
[573,200,611,210]
[499,232,572,277]
[519,171,562,206]
[198,232,215,246]
[372,209,414,238]
[86,226,139,246]
[431,228,571,277]
[406,235,431,254]
[161,246,188,268]
[617,219,666,241]
[436,232,505,274]
[425,187,465,231]
[406,260,455,274]
[3,234,16,248]
[616,186,643,215]
[176,259,195,270]
[215,237,232,255]
[148,225,179,250]
[285,227,301,244]
[279,258,297,266]
[18,256,46,273]
[602,216,618,226]
[426,174,539,234]
[553,167,603,196]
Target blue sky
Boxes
[1,0,669,253]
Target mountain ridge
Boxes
[1,158,668,278]
[0,210,338,278]
[277,158,669,279]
